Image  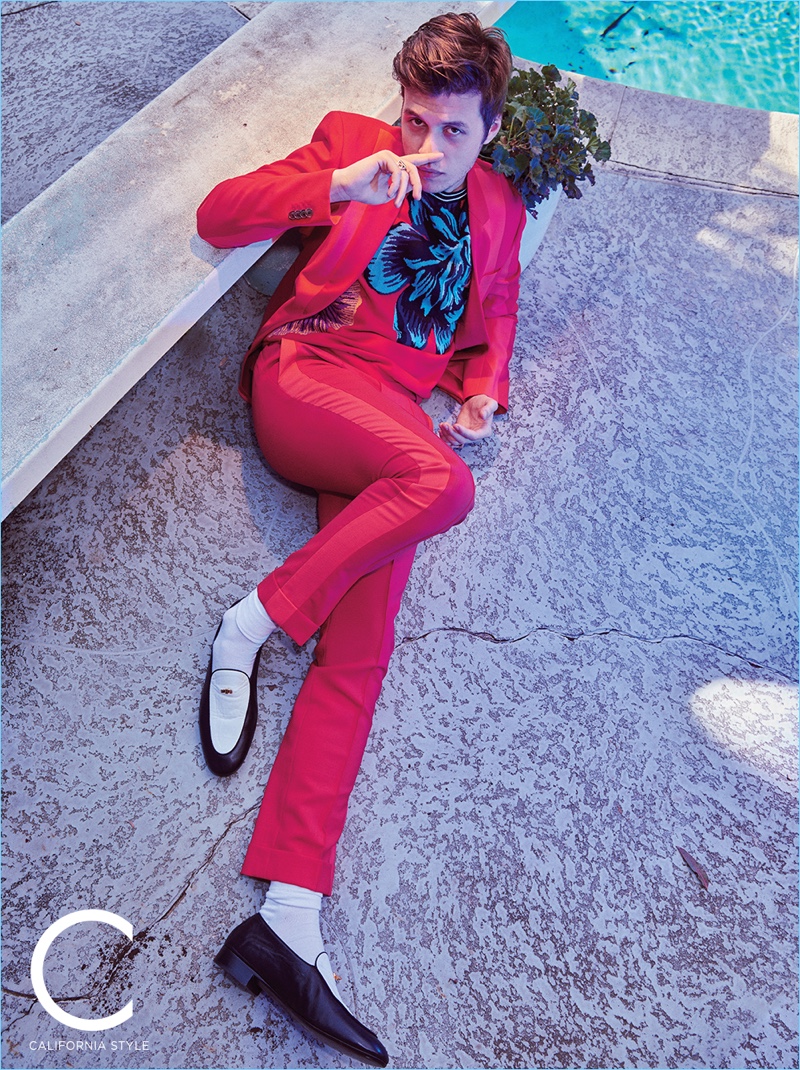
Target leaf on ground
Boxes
[678,847,710,889]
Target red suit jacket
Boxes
[197,111,526,413]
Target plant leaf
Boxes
[678,847,710,889]
[490,62,611,213]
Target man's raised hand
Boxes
[331,151,443,208]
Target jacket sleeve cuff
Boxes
[435,357,509,416]
[462,375,508,415]
[283,168,339,226]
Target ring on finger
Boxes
[397,159,407,171]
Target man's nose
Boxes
[419,130,441,155]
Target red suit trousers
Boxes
[240,344,475,894]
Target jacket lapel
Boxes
[455,163,495,351]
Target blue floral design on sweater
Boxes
[363,192,471,353]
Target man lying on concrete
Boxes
[196,12,525,1065]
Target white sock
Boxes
[259,881,343,1003]
[212,589,275,676]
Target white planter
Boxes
[519,185,562,269]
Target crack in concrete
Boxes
[226,3,254,20]
[1,2,57,16]
[151,800,260,925]
[1,802,260,1021]
[605,159,798,200]
[2,994,37,1031]
[398,624,795,682]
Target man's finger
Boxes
[440,423,475,448]
[387,160,404,199]
[452,422,491,441]
[404,152,444,166]
[452,424,480,440]
[403,160,423,201]
[394,166,411,206]
[387,156,414,203]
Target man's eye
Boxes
[447,127,463,136]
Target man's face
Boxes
[400,88,501,194]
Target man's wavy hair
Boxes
[392,12,512,136]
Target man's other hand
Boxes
[331,151,443,208]
[438,395,498,449]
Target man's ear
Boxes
[484,114,502,143]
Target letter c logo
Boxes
[31,910,134,1031]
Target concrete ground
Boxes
[0,1,271,222]
[2,3,798,1068]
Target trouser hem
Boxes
[241,845,335,897]
[257,577,318,648]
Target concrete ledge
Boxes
[2,0,507,519]
[3,0,795,520]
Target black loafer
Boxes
[214,914,389,1067]
[198,615,261,777]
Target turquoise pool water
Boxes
[497,1,799,113]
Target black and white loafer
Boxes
[198,618,262,777]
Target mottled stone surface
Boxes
[3,153,797,1067]
[1,2,268,223]
[606,88,798,195]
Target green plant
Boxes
[482,64,612,217]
